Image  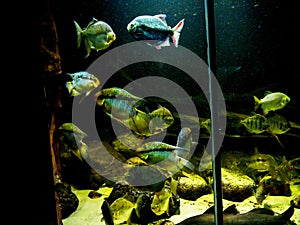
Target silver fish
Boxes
[254,91,290,115]
[127,14,184,49]
[74,18,116,58]
[66,71,100,103]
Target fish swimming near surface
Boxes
[254,91,290,115]
[74,17,116,58]
[157,201,296,225]
[65,71,100,103]
[127,14,184,49]
[240,113,269,134]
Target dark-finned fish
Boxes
[101,199,114,225]
[127,14,184,49]
[158,201,296,225]
[74,18,116,58]
[66,71,100,103]
[254,91,290,115]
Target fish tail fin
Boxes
[253,96,261,111]
[272,133,285,148]
[73,20,83,48]
[177,156,195,171]
[171,19,185,47]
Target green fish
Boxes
[74,17,116,58]
[136,141,195,171]
[57,123,88,161]
[128,106,174,138]
[95,87,145,121]
[265,113,291,148]
[254,91,290,115]
[240,113,269,134]
[95,88,174,138]
[267,113,291,135]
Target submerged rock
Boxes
[177,174,211,200]
[221,168,256,202]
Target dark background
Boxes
[27,0,299,224]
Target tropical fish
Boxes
[74,18,116,58]
[254,91,290,115]
[266,113,291,148]
[135,141,195,171]
[240,113,269,134]
[95,87,145,121]
[175,127,193,157]
[267,113,291,135]
[96,88,174,138]
[65,71,100,103]
[127,14,184,49]
[127,106,174,138]
[157,201,296,225]
[57,123,88,161]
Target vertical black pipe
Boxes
[204,0,224,224]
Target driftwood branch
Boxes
[40,11,63,225]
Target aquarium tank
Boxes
[31,0,299,224]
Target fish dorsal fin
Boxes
[202,205,215,214]
[154,14,168,25]
[87,17,98,27]
[253,146,260,155]
[264,91,272,96]
[280,201,295,220]
[223,204,239,215]
[247,208,275,215]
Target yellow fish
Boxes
[74,17,116,58]
[254,91,290,115]
[240,113,269,134]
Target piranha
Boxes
[254,91,290,115]
[65,71,100,103]
[157,201,296,225]
[74,18,116,58]
[127,14,185,49]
